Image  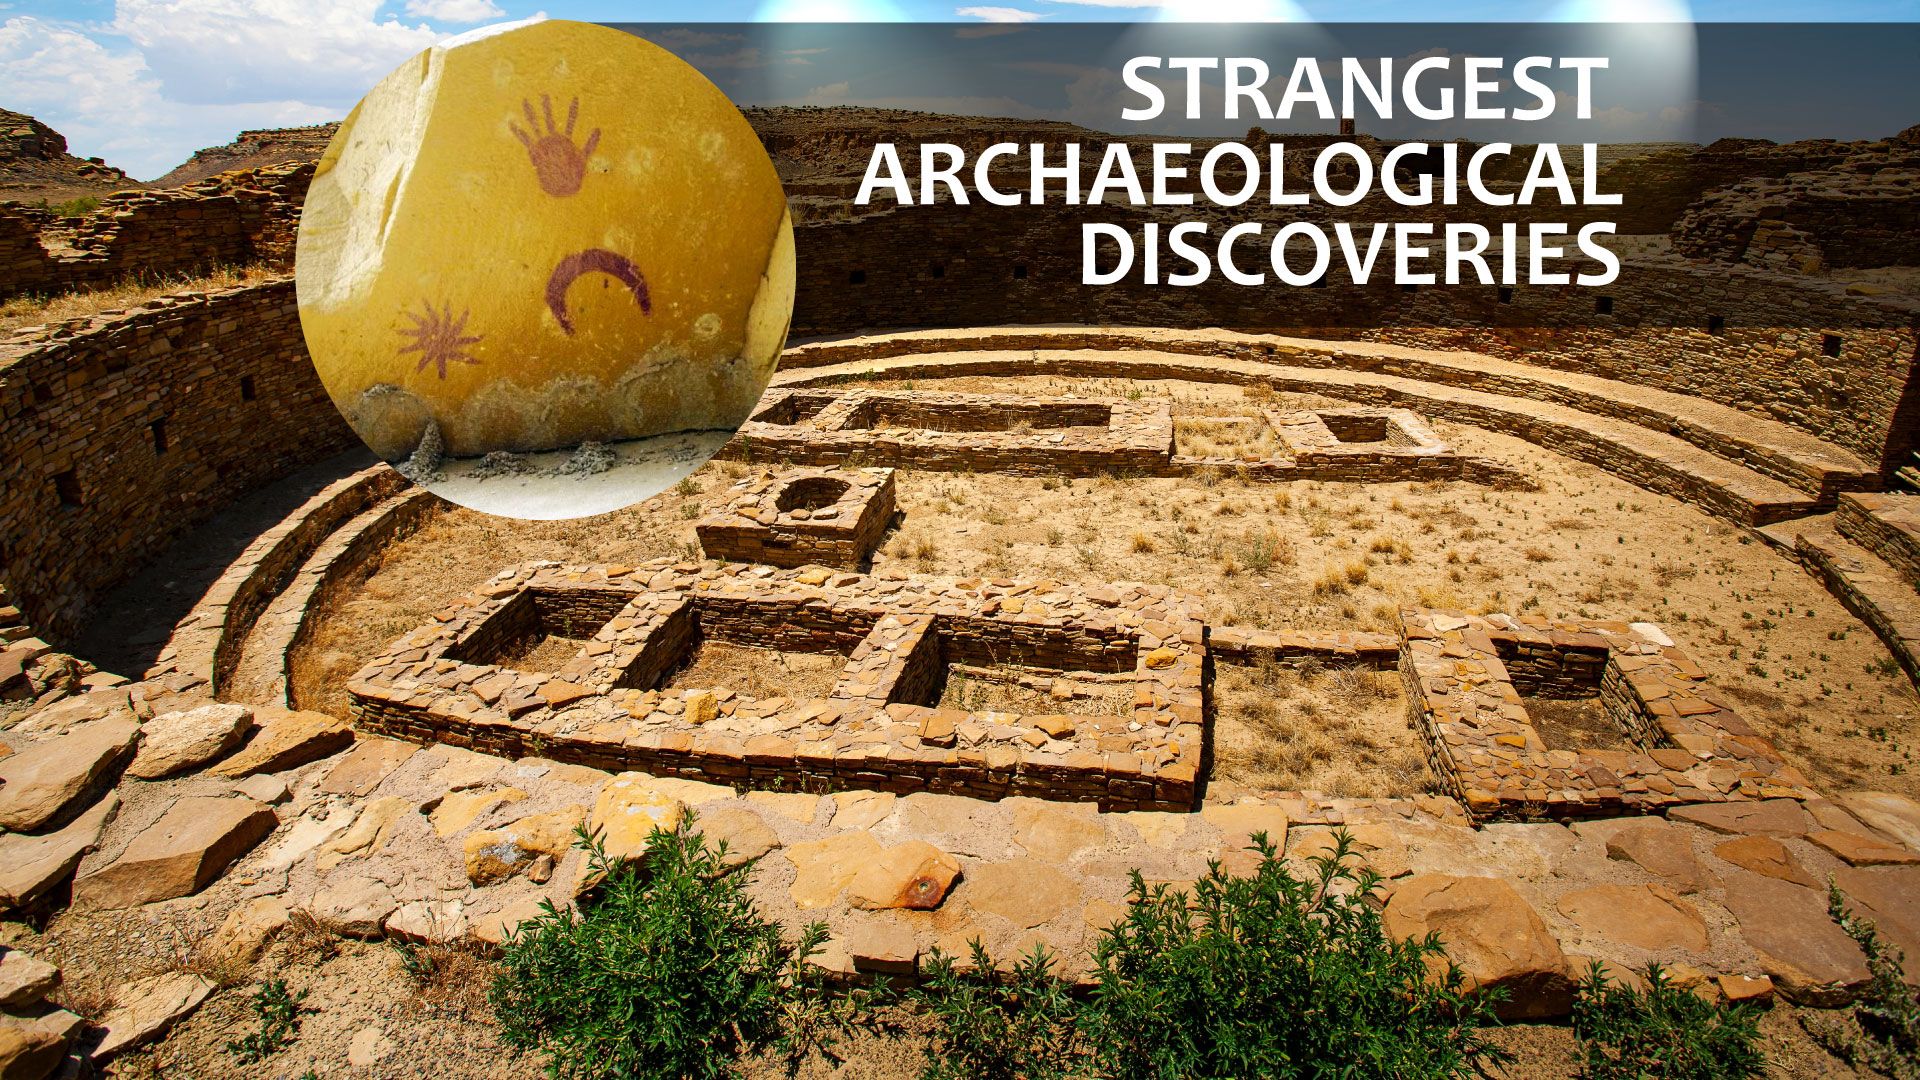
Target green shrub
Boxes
[1823,885,1920,1079]
[913,939,1080,1080]
[1077,831,1508,1080]
[489,811,844,1080]
[1571,962,1765,1079]
[226,978,306,1063]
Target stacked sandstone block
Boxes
[1836,492,1920,591]
[1399,608,1814,821]
[0,161,313,300]
[0,280,355,638]
[727,389,1173,477]
[348,562,1207,811]
[697,467,896,569]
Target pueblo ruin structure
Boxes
[1,106,1919,1072]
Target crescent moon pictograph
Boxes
[545,248,651,335]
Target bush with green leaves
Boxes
[913,939,1081,1080]
[489,810,847,1080]
[226,978,307,1064]
[1075,830,1508,1080]
[1819,885,1920,1079]
[1571,961,1765,1080]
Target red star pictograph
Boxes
[396,300,482,379]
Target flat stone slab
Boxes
[1840,791,1920,851]
[93,971,215,1061]
[0,950,59,1011]
[74,796,277,909]
[1718,869,1868,1005]
[1383,874,1574,1019]
[1603,821,1704,891]
[1558,883,1708,953]
[0,793,118,912]
[0,718,138,831]
[1671,799,1811,838]
[316,737,417,797]
[126,703,251,780]
[208,707,352,777]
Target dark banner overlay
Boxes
[614,23,1919,330]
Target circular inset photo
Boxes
[296,19,794,519]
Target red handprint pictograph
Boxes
[397,300,482,378]
[511,94,600,197]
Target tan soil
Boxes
[1213,661,1426,797]
[664,640,847,699]
[1525,695,1637,754]
[935,666,1134,718]
[496,634,590,674]
[290,373,1920,803]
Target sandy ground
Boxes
[290,373,1919,803]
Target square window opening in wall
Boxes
[31,382,53,405]
[1497,286,1514,304]
[52,469,81,508]
[1707,315,1726,336]
[1013,263,1028,280]
[150,419,168,455]
[929,263,945,278]
[239,375,257,401]
[1822,333,1843,358]
[445,588,633,674]
[1595,296,1614,315]
[848,269,867,285]
[1401,282,1419,293]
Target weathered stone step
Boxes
[1766,514,1920,688]
[222,488,440,709]
[784,327,1878,502]
[155,464,408,696]
[774,347,1821,528]
[1836,492,1920,593]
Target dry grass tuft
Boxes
[1,263,282,336]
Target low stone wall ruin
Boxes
[348,562,1208,812]
[0,162,311,300]
[1398,609,1814,821]
[0,278,356,639]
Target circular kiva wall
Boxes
[1,225,1915,648]
[0,279,355,639]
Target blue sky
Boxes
[2,0,1916,180]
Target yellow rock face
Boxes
[297,19,793,460]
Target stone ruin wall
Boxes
[1671,166,1920,271]
[1,127,1918,647]
[0,161,312,300]
[788,200,1920,474]
[0,278,355,639]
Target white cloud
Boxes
[404,0,506,21]
[0,15,337,180]
[956,5,1046,19]
[0,2,464,182]
[110,0,440,107]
